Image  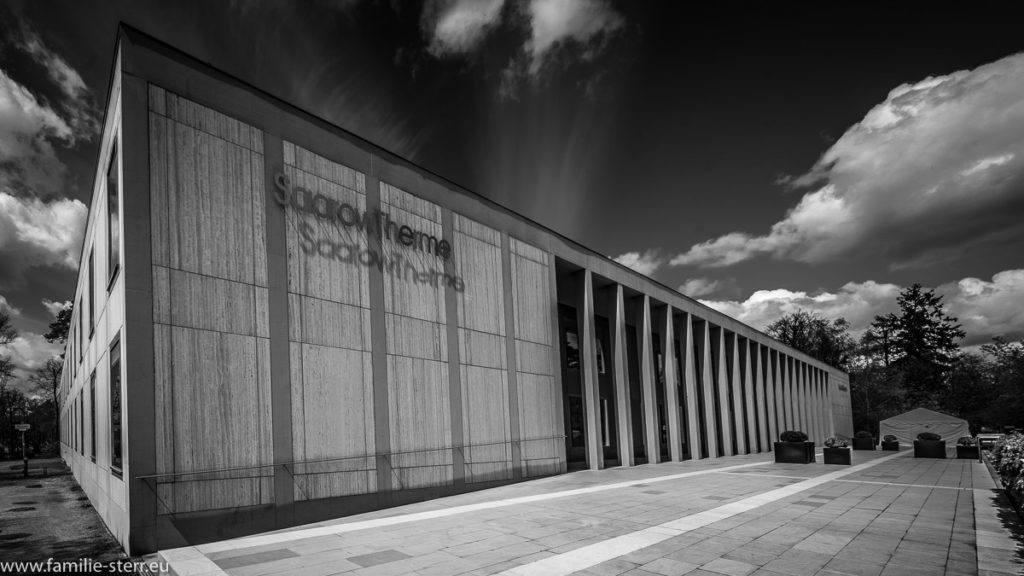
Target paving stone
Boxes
[822,556,885,576]
[701,557,758,576]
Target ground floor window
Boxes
[110,337,123,476]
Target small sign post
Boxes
[15,423,30,477]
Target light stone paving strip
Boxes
[160,458,784,574]
[497,451,909,576]
[972,462,1024,575]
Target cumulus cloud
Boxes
[613,249,663,277]
[941,269,1024,346]
[673,53,1024,269]
[0,331,63,380]
[679,277,722,298]
[700,270,1024,347]
[422,0,505,56]
[0,24,98,198]
[700,280,902,339]
[41,298,71,318]
[0,191,87,288]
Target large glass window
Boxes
[78,395,84,455]
[107,144,120,287]
[77,302,82,362]
[110,338,123,476]
[90,373,96,462]
[88,253,95,335]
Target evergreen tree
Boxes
[866,284,964,408]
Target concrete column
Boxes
[610,285,633,466]
[696,321,717,458]
[816,369,825,443]
[726,332,746,454]
[638,295,660,463]
[826,373,836,437]
[819,371,828,440]
[782,352,790,428]
[682,314,701,459]
[810,367,819,443]
[765,347,779,446]
[662,306,683,462]
[713,326,734,456]
[754,343,769,452]
[742,339,758,453]
[798,360,806,432]
[576,270,603,470]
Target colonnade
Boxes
[572,271,839,469]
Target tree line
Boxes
[0,306,69,459]
[766,284,1024,436]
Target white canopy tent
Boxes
[879,407,969,444]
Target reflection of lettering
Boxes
[297,221,465,293]
[275,172,452,260]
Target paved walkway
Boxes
[156,450,1024,576]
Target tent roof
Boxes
[880,407,967,425]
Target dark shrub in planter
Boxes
[775,430,815,464]
[823,437,851,465]
[881,434,899,451]
[914,431,946,458]
[956,436,978,459]
[852,430,875,450]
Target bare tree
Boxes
[30,358,63,442]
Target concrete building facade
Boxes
[59,27,853,555]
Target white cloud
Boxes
[0,67,74,196]
[0,294,21,318]
[0,191,87,288]
[679,277,721,298]
[524,0,624,73]
[17,26,89,103]
[700,270,1024,347]
[940,269,1024,346]
[41,299,71,318]
[700,280,903,339]
[0,331,63,380]
[613,249,663,277]
[423,0,505,56]
[673,53,1024,269]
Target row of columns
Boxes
[575,271,836,470]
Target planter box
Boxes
[914,440,946,458]
[852,437,875,450]
[774,441,815,464]
[956,446,979,459]
[881,441,899,451]
[823,447,852,465]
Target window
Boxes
[78,395,84,454]
[88,253,95,335]
[110,337,123,476]
[107,143,120,287]
[77,302,82,362]
[90,373,96,462]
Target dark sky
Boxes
[1,0,1023,380]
